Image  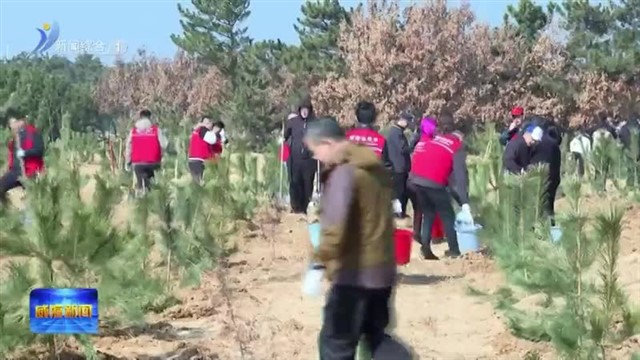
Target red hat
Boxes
[511,106,524,116]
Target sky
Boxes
[0,0,532,64]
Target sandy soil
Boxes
[3,184,639,359]
[91,200,640,359]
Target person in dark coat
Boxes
[283,96,318,214]
[503,125,543,174]
[530,126,562,225]
[386,112,414,218]
[499,106,525,146]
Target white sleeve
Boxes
[203,131,219,145]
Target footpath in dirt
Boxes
[88,201,639,360]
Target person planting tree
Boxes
[187,116,225,183]
[530,121,562,226]
[125,109,168,196]
[0,110,45,206]
[499,106,525,146]
[303,117,409,360]
[502,125,543,175]
[408,114,471,260]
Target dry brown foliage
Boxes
[312,0,639,128]
[93,51,226,125]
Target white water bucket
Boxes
[455,222,482,254]
[550,226,562,243]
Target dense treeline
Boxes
[0,0,638,149]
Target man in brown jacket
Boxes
[304,117,402,360]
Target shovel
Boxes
[13,125,33,226]
[274,122,290,209]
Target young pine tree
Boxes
[478,170,639,359]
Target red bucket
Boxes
[394,229,413,265]
[431,214,444,243]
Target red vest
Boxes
[130,125,162,163]
[7,124,45,177]
[211,142,223,157]
[410,134,462,185]
[188,127,215,160]
[346,127,386,158]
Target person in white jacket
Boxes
[569,129,591,177]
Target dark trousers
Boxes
[543,178,560,225]
[188,160,205,183]
[0,170,22,204]
[392,173,409,216]
[413,184,459,253]
[571,152,584,177]
[319,285,392,360]
[288,157,317,213]
[406,182,422,241]
[133,163,159,191]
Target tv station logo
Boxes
[29,288,98,334]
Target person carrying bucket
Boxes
[409,113,472,260]
[407,117,446,244]
[302,117,408,359]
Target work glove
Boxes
[16,149,25,158]
[392,199,402,215]
[302,263,325,297]
[277,137,284,145]
[456,204,474,225]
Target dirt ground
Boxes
[3,185,639,359]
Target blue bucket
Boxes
[550,226,562,243]
[455,223,482,254]
[308,222,321,249]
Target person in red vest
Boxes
[499,106,524,146]
[187,116,225,183]
[125,109,168,195]
[409,115,472,260]
[345,101,392,169]
[0,111,45,205]
[407,117,445,243]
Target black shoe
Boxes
[431,237,445,244]
[421,246,439,260]
[444,250,462,258]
